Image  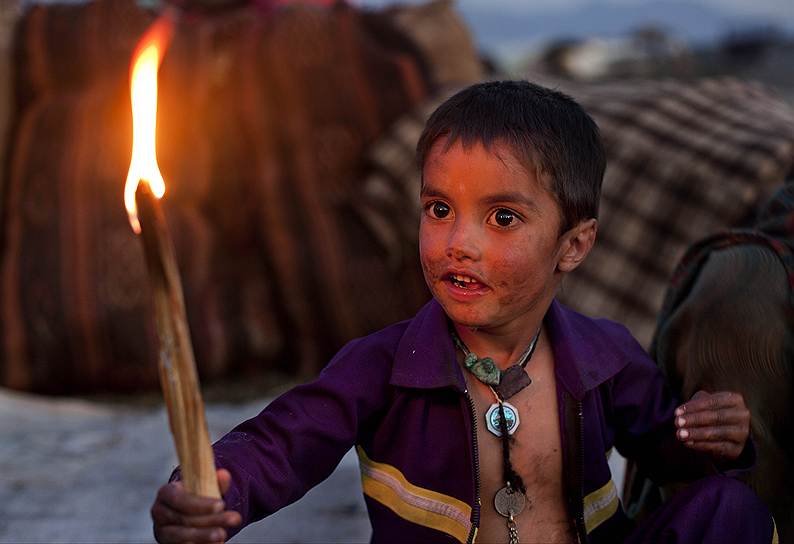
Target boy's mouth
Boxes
[446,273,485,290]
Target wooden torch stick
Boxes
[136,180,220,498]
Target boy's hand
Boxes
[151,468,242,543]
[674,390,750,460]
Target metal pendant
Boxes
[494,485,527,518]
[485,401,520,437]
[494,365,531,400]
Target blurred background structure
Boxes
[1,0,793,541]
[2,0,793,396]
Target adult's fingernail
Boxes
[677,417,686,427]
[679,429,689,439]
[675,407,684,416]
[213,501,223,513]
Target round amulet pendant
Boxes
[494,485,527,517]
[485,402,520,437]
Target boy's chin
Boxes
[436,301,490,330]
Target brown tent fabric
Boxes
[1,0,435,394]
[557,78,794,346]
[0,0,22,222]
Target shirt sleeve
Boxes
[206,334,395,537]
[608,328,719,484]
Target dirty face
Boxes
[419,139,567,334]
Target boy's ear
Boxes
[556,218,597,273]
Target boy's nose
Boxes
[445,222,482,261]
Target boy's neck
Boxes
[452,305,551,370]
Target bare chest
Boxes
[466,349,575,544]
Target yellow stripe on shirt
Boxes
[584,479,619,533]
[357,446,472,543]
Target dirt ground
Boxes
[0,388,370,543]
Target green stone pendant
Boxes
[463,353,501,386]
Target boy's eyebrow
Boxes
[419,186,447,199]
[482,192,540,213]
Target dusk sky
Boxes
[359,0,793,21]
[357,0,794,63]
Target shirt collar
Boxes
[390,299,466,391]
[545,299,629,400]
[390,298,629,398]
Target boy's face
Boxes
[419,139,569,334]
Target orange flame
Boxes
[124,15,174,234]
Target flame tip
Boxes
[124,14,173,232]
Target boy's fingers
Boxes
[152,502,241,529]
[157,482,225,515]
[674,391,750,462]
[219,511,242,528]
[675,408,749,429]
[676,391,745,416]
[155,524,227,543]
[151,500,180,525]
[676,425,746,443]
[217,469,233,495]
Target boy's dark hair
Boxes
[416,80,606,231]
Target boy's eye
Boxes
[429,202,451,219]
[490,208,517,227]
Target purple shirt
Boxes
[208,298,734,543]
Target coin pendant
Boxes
[485,402,520,437]
[494,486,526,518]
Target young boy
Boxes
[151,81,774,543]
